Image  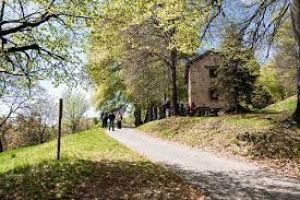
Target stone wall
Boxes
[188,52,226,108]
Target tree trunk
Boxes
[144,106,152,123]
[0,133,3,152]
[291,0,300,124]
[134,105,142,127]
[72,123,76,133]
[153,106,158,120]
[170,49,179,116]
[234,91,239,113]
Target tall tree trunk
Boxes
[144,106,152,123]
[153,106,158,120]
[233,91,239,113]
[134,105,142,127]
[72,122,76,133]
[0,133,3,152]
[291,0,300,124]
[170,49,179,116]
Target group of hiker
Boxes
[101,112,123,131]
[100,102,198,131]
[162,101,197,117]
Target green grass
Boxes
[0,129,138,173]
[260,95,297,114]
[0,129,203,199]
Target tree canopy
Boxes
[0,0,96,96]
[89,0,221,115]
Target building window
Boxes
[209,68,217,78]
[209,89,219,101]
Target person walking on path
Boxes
[117,112,123,129]
[108,112,115,131]
[102,113,108,128]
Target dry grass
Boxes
[139,114,300,177]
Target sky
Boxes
[39,81,99,118]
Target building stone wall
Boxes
[188,52,226,108]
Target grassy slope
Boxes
[261,95,297,114]
[138,97,300,176]
[0,129,202,200]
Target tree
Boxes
[216,25,259,113]
[255,65,282,103]
[0,89,29,152]
[63,89,89,133]
[91,0,220,115]
[271,22,298,98]
[242,0,300,122]
[0,86,55,152]
[210,0,300,123]
[25,95,57,144]
[88,51,128,112]
[0,0,96,96]
[290,0,300,123]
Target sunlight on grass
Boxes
[0,129,203,199]
[0,129,141,174]
[260,95,296,114]
[138,112,300,163]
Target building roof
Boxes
[184,50,221,84]
[186,50,223,66]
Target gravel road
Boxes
[106,128,300,200]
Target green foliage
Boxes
[63,89,89,133]
[93,0,211,57]
[271,21,298,98]
[123,60,169,107]
[254,21,298,108]
[0,0,98,89]
[88,0,217,111]
[93,117,99,125]
[251,83,274,109]
[87,48,129,110]
[216,25,260,112]
[255,65,283,103]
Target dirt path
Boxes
[106,128,300,200]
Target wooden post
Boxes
[57,98,63,160]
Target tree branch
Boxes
[0,13,57,37]
[5,44,40,53]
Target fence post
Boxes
[57,98,63,160]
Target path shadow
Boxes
[163,163,300,200]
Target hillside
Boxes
[138,98,300,177]
[261,95,297,114]
[0,129,203,199]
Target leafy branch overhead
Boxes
[0,0,96,89]
[89,0,222,114]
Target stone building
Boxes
[187,51,226,109]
